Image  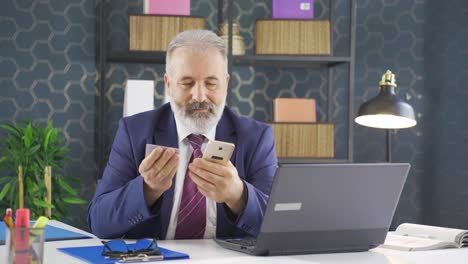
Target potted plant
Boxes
[0,120,87,220]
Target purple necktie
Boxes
[174,134,206,239]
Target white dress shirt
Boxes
[165,119,217,239]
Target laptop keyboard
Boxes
[226,238,257,247]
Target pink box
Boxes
[144,0,190,16]
[272,0,314,19]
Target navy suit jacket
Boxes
[88,104,277,239]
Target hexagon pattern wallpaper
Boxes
[1,0,467,231]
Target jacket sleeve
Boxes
[233,125,278,236]
[87,119,162,239]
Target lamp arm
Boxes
[386,129,392,163]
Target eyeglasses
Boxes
[101,239,161,259]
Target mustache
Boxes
[185,102,214,113]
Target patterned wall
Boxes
[0,0,96,228]
[354,0,426,227]
[1,0,468,231]
[423,1,468,228]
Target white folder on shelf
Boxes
[123,80,155,117]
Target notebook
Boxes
[58,244,189,264]
[0,221,92,245]
[215,163,410,256]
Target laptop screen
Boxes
[261,163,410,233]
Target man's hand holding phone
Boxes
[139,145,179,206]
[188,140,246,215]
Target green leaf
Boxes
[44,128,53,152]
[57,179,78,196]
[63,197,87,204]
[23,123,33,148]
[32,199,55,208]
[0,176,14,185]
[27,144,41,156]
[0,182,12,200]
[0,124,20,137]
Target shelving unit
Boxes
[96,0,356,177]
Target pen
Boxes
[15,208,31,264]
[4,208,14,228]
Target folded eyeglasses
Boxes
[101,239,162,262]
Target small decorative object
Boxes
[268,123,334,158]
[272,0,314,19]
[218,23,245,56]
[273,98,317,122]
[123,80,155,117]
[255,19,330,55]
[143,0,190,16]
[355,70,417,162]
[129,15,205,52]
[0,121,87,219]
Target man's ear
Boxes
[164,73,171,96]
[226,73,230,83]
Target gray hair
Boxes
[165,29,228,74]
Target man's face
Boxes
[165,47,230,134]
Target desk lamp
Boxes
[355,70,417,162]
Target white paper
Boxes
[123,80,154,117]
[380,233,456,251]
[395,223,467,244]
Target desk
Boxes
[2,221,467,264]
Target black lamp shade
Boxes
[355,86,417,129]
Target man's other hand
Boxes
[188,158,246,215]
[139,147,179,206]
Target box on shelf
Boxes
[269,123,334,158]
[272,0,314,19]
[143,0,190,16]
[129,15,205,52]
[273,98,316,122]
[255,19,330,55]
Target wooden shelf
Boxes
[107,51,166,64]
[107,51,350,68]
[233,55,351,67]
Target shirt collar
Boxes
[174,116,216,143]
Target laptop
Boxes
[215,163,410,256]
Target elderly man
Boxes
[88,29,277,240]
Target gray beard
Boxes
[170,98,225,135]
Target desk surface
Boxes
[2,221,468,264]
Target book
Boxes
[380,223,468,251]
[273,98,316,123]
[143,0,190,16]
[272,0,314,19]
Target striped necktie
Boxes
[174,134,206,239]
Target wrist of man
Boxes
[225,180,247,215]
[143,181,164,207]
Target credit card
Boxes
[145,144,179,157]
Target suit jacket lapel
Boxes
[215,109,238,236]
[215,111,237,165]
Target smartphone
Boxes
[145,144,179,157]
[202,140,235,165]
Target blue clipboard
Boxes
[0,221,92,245]
[57,244,189,263]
